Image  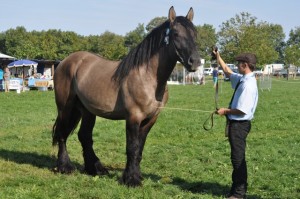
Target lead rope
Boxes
[203,79,219,131]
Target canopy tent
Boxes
[8,59,38,68]
[0,53,15,59]
[8,59,39,90]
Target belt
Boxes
[229,119,250,123]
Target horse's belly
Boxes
[78,93,125,120]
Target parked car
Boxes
[254,69,263,76]
[204,68,213,75]
[227,64,237,70]
[273,69,283,76]
[273,69,289,77]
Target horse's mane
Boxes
[112,16,196,84]
[112,16,196,83]
[112,21,169,83]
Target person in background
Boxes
[0,68,3,91]
[214,50,258,199]
[212,65,218,88]
[4,67,10,92]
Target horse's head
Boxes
[168,6,201,72]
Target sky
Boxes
[1,0,300,40]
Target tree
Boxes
[90,31,127,60]
[217,12,283,67]
[4,26,40,59]
[285,27,300,66]
[145,17,167,33]
[38,30,61,60]
[286,26,300,45]
[195,24,217,65]
[263,24,286,63]
[54,31,85,60]
[124,23,146,52]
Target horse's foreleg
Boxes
[78,111,108,176]
[120,120,142,187]
[120,116,158,187]
[137,116,158,164]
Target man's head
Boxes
[235,53,257,72]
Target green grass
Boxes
[0,77,299,199]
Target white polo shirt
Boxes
[228,72,258,121]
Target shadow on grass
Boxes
[0,148,81,170]
[0,149,262,198]
[171,177,262,199]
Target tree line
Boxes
[1,12,300,68]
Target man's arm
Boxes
[214,51,233,77]
[216,108,245,116]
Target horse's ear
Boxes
[186,7,194,22]
[168,6,176,23]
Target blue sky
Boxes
[1,0,299,40]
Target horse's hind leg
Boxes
[78,109,108,176]
[53,107,81,173]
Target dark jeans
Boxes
[228,120,251,198]
[0,79,3,91]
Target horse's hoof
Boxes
[95,161,109,175]
[84,161,109,176]
[53,163,76,174]
[119,173,142,187]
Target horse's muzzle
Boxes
[187,55,201,72]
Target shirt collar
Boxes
[241,72,255,81]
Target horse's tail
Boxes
[52,57,82,146]
[52,118,59,146]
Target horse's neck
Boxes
[157,46,178,82]
[150,48,177,100]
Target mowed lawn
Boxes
[0,77,299,199]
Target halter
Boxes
[164,27,185,64]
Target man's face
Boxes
[237,61,247,74]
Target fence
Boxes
[259,75,272,91]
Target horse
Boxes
[52,6,201,187]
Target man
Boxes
[214,51,258,199]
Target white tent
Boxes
[0,53,15,59]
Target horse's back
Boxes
[54,51,122,117]
[55,51,119,87]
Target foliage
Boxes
[195,24,217,66]
[266,24,286,63]
[286,26,300,45]
[3,26,40,59]
[285,27,300,66]
[217,12,285,67]
[0,13,299,66]
[86,31,127,60]
[145,17,167,33]
[124,23,146,52]
[0,78,299,198]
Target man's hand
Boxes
[216,108,228,116]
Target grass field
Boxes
[0,77,299,199]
